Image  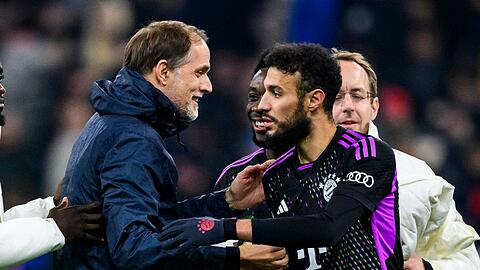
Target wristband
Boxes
[223,218,238,239]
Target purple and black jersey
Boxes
[214,148,267,191]
[261,127,402,270]
[214,148,273,218]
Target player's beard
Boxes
[254,102,311,153]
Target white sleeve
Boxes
[3,197,56,220]
[427,244,480,270]
[398,177,452,259]
[0,217,65,268]
[420,203,480,270]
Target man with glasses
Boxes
[331,49,479,270]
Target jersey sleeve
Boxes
[334,138,396,212]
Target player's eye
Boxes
[248,92,259,102]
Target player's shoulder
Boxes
[337,128,394,160]
[214,148,267,187]
[263,146,296,176]
[226,148,268,169]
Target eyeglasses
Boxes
[334,90,372,104]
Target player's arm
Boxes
[157,193,365,253]
[237,194,364,246]
[157,140,395,251]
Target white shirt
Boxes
[0,184,65,269]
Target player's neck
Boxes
[265,148,279,159]
[296,119,336,164]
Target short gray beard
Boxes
[178,104,198,121]
[170,69,198,121]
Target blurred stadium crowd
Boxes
[0,0,479,261]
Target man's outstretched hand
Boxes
[47,198,105,243]
[226,159,274,210]
[158,217,227,255]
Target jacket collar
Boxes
[90,67,191,137]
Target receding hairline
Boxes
[332,48,377,98]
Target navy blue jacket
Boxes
[55,67,239,269]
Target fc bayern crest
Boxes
[323,178,337,202]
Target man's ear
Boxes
[154,59,169,86]
[306,89,325,112]
[371,97,380,120]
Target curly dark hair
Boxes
[263,43,342,119]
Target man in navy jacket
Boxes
[55,21,268,269]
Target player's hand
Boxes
[158,217,226,255]
[240,242,288,270]
[47,198,105,243]
[403,254,426,270]
[226,159,274,210]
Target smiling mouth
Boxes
[192,96,202,105]
[254,121,265,128]
[252,118,274,132]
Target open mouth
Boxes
[254,121,266,131]
[251,117,273,132]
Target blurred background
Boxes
[0,0,479,268]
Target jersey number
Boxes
[297,247,327,270]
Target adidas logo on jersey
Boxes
[276,199,289,215]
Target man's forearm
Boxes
[178,189,242,218]
[235,194,364,247]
